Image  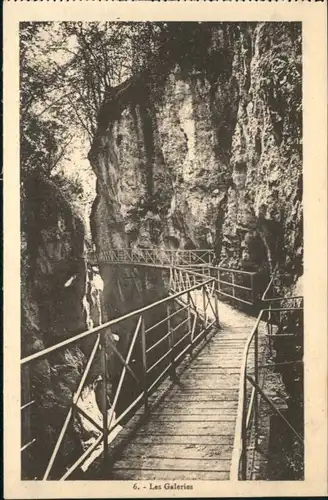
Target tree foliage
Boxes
[20,22,165,161]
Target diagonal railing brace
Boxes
[108,315,143,429]
[247,375,304,446]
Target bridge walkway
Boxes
[105,296,266,480]
[22,257,283,481]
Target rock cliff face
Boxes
[21,175,113,478]
[90,22,302,280]
[22,176,86,353]
[225,23,302,275]
[21,173,167,478]
[21,22,303,478]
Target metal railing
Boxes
[188,265,257,306]
[92,247,258,306]
[262,273,303,355]
[21,267,219,480]
[231,274,304,480]
[93,248,216,267]
[262,273,303,308]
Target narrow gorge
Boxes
[20,21,303,480]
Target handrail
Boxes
[230,305,304,480]
[197,264,257,276]
[90,247,259,306]
[172,265,258,306]
[21,258,274,480]
[21,265,219,480]
[264,295,303,304]
[94,248,216,267]
[21,273,213,365]
[230,308,265,478]
[96,248,215,254]
[262,273,303,304]
[262,275,275,302]
[94,248,257,276]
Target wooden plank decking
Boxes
[106,298,264,480]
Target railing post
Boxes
[217,268,221,294]
[167,301,177,381]
[268,304,273,355]
[254,326,259,448]
[100,332,108,463]
[202,285,207,337]
[140,315,148,413]
[214,280,219,327]
[187,292,193,357]
[241,374,248,480]
[232,272,235,298]
[251,274,255,305]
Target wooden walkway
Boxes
[106,297,264,480]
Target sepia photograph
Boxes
[19,20,306,483]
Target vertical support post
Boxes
[217,269,221,294]
[251,274,255,305]
[187,292,193,357]
[202,285,207,337]
[232,272,235,298]
[100,333,108,463]
[268,304,273,354]
[187,272,191,289]
[140,315,148,413]
[211,272,215,296]
[167,301,176,381]
[214,279,219,327]
[241,374,248,480]
[254,326,259,448]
